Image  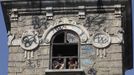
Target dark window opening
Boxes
[52,44,78,56]
[50,30,79,69]
[53,32,64,43]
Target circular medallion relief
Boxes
[20,31,39,50]
[92,32,111,48]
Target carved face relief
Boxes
[92,32,111,48]
[20,30,39,50]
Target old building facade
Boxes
[1,0,133,75]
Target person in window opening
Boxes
[68,58,78,69]
[52,55,64,69]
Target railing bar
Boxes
[52,56,78,58]
[64,58,66,69]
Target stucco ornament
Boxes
[20,30,39,59]
[8,31,15,46]
[92,32,111,58]
[42,17,90,44]
[92,32,111,48]
[20,30,39,50]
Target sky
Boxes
[0,1,134,75]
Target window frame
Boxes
[49,30,81,69]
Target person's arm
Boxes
[59,63,64,69]
[74,60,78,68]
[75,60,78,65]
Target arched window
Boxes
[50,30,80,69]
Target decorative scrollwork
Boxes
[84,14,107,32]
[20,30,39,50]
[22,35,38,47]
[32,16,48,29]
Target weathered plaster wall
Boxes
[7,5,124,75]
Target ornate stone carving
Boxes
[96,48,106,58]
[8,31,23,46]
[92,32,111,48]
[114,4,122,18]
[40,17,91,44]
[42,24,90,44]
[46,7,53,20]
[20,30,39,50]
[8,31,15,46]
[54,17,77,26]
[78,6,86,19]
[84,14,107,32]
[25,59,36,68]
[107,27,124,44]
[92,32,111,58]
[32,16,47,29]
[111,34,123,44]
[9,8,19,21]
[20,30,39,59]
